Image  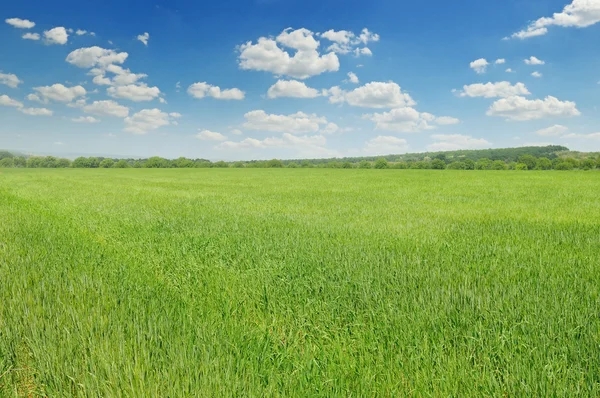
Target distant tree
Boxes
[233,161,246,168]
[99,159,114,168]
[326,161,342,168]
[515,163,528,171]
[55,158,72,168]
[73,157,90,168]
[0,151,14,160]
[144,156,170,168]
[463,159,475,170]
[411,161,429,169]
[265,159,283,168]
[358,160,372,169]
[518,155,537,170]
[563,158,580,168]
[391,161,409,169]
[374,158,389,169]
[581,159,595,170]
[39,156,58,168]
[342,161,353,169]
[475,158,493,170]
[555,162,574,170]
[300,160,312,168]
[213,160,229,168]
[0,157,14,168]
[195,161,212,168]
[535,157,552,170]
[286,162,298,168]
[87,157,101,168]
[434,154,447,162]
[447,161,466,170]
[491,160,508,170]
[173,157,195,168]
[114,160,131,168]
[431,159,446,170]
[133,161,143,168]
[26,156,44,168]
[596,156,600,169]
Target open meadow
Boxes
[1,168,599,396]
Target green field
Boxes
[1,169,599,396]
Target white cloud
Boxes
[0,95,23,108]
[66,47,128,68]
[364,136,408,155]
[511,0,600,39]
[67,98,87,108]
[487,96,581,121]
[0,72,22,88]
[26,94,43,103]
[267,79,320,98]
[76,29,87,35]
[326,81,415,108]
[187,82,245,100]
[34,84,86,102]
[358,28,380,44]
[5,18,35,29]
[72,116,100,123]
[353,47,373,56]
[456,81,530,98]
[137,32,150,46]
[321,122,340,134]
[231,129,243,135]
[506,68,514,73]
[175,81,181,92]
[427,134,491,151]
[44,27,68,45]
[562,132,600,139]
[318,27,379,56]
[495,59,506,64]
[535,125,569,136]
[347,72,359,84]
[470,58,489,74]
[196,130,227,141]
[22,33,40,40]
[124,109,176,134]
[19,107,53,116]
[217,133,331,157]
[525,56,545,65]
[238,28,340,79]
[364,107,458,133]
[169,112,182,118]
[83,100,129,118]
[531,71,543,78]
[107,84,161,101]
[243,110,331,134]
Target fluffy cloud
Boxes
[217,133,331,157]
[506,68,514,73]
[267,79,321,98]
[188,82,245,100]
[536,125,569,136]
[470,58,489,74]
[0,72,22,88]
[137,32,150,46]
[22,33,40,40]
[196,130,227,141]
[531,71,543,78]
[487,96,581,121]
[511,0,600,39]
[456,81,530,98]
[326,81,415,108]
[347,72,359,84]
[124,109,177,134]
[67,47,129,68]
[5,18,35,29]
[0,94,23,108]
[34,84,86,102]
[243,110,332,134]
[83,100,129,118]
[107,84,161,101]
[427,134,491,151]
[238,28,340,79]
[364,107,458,133]
[92,65,148,87]
[525,56,545,65]
[319,28,379,55]
[495,59,506,64]
[364,136,408,155]
[44,27,68,45]
[72,116,100,123]
[231,129,243,135]
[20,107,53,116]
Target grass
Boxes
[0,168,599,396]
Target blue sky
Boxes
[1,0,599,160]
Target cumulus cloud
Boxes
[107,84,161,101]
[506,68,514,73]
[124,108,177,134]
[364,136,408,155]
[72,116,100,123]
[511,0,600,39]
[267,79,321,98]
[34,84,86,102]
[487,96,581,121]
[364,107,458,133]
[231,129,243,135]
[44,27,68,45]
[427,134,491,151]
[22,33,40,40]
[319,28,379,56]
[83,100,129,118]
[525,56,545,65]
[188,82,245,100]
[495,59,506,64]
[535,125,569,136]
[325,81,415,108]
[5,18,35,29]
[217,133,332,157]
[0,94,24,108]
[137,32,150,46]
[347,72,359,84]
[243,110,332,134]
[238,28,340,79]
[0,72,22,88]
[456,81,530,98]
[196,130,227,141]
[470,58,489,74]
[66,47,129,68]
[19,107,53,116]
[531,71,543,78]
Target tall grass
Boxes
[1,169,599,396]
